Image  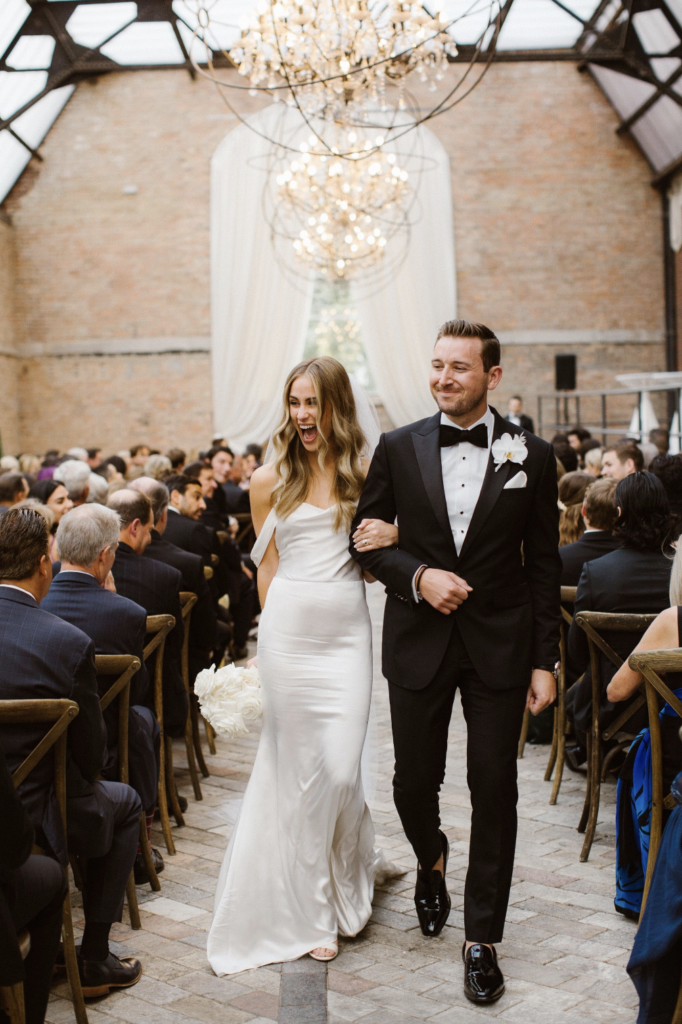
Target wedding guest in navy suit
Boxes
[0,508,142,997]
[559,477,621,587]
[106,489,188,740]
[42,503,163,884]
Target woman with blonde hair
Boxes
[208,357,398,975]
[558,470,593,546]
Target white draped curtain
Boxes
[211,108,456,443]
[211,106,314,448]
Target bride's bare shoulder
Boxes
[250,464,279,503]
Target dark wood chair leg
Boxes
[0,982,25,1023]
[138,810,160,891]
[157,725,175,856]
[580,729,602,862]
[165,736,185,827]
[517,708,530,759]
[205,719,217,755]
[126,873,141,930]
[62,888,88,1024]
[544,707,558,782]
[577,734,592,835]
[191,694,210,778]
[184,715,203,801]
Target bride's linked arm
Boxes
[250,465,279,611]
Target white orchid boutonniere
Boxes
[491,432,528,473]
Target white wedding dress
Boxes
[207,501,379,975]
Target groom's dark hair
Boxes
[436,319,500,372]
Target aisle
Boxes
[47,585,637,1024]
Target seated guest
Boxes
[244,443,263,471]
[553,442,578,474]
[567,426,591,451]
[0,473,29,511]
[29,478,73,531]
[129,445,150,468]
[87,449,102,470]
[65,447,88,462]
[42,504,163,884]
[566,472,675,765]
[86,472,109,505]
[53,459,90,506]
[626,772,682,1021]
[0,509,142,996]
[560,478,620,586]
[601,439,643,481]
[650,427,670,456]
[0,455,20,474]
[558,471,593,546]
[143,454,172,481]
[184,460,231,530]
[101,455,127,482]
[167,448,186,472]
[650,452,682,532]
[130,477,217,678]
[583,445,603,478]
[0,742,68,1024]
[166,473,254,659]
[606,548,682,917]
[208,446,250,514]
[106,490,188,741]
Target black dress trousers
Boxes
[388,621,528,945]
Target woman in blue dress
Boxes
[607,541,682,918]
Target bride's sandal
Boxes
[309,941,338,962]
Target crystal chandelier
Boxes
[229,0,458,124]
[269,121,412,278]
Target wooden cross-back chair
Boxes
[203,565,213,581]
[178,592,209,801]
[542,586,577,803]
[627,649,682,915]
[232,513,255,551]
[0,699,88,1024]
[575,611,657,862]
[95,654,160,922]
[517,587,577,764]
[143,614,180,856]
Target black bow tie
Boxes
[439,423,488,449]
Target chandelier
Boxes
[230,0,458,126]
[276,137,409,278]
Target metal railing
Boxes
[537,383,682,444]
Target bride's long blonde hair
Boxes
[270,357,366,532]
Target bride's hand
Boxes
[353,518,398,552]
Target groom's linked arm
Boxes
[351,434,422,600]
[523,443,562,669]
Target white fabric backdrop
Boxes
[211,108,456,442]
[353,127,456,427]
[211,105,314,448]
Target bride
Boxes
[207,356,398,974]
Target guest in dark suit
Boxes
[0,742,67,1024]
[566,472,675,760]
[165,474,253,658]
[208,446,251,513]
[0,508,142,996]
[560,477,620,586]
[41,504,163,884]
[106,490,188,739]
[504,395,534,434]
[130,476,217,678]
[651,453,682,534]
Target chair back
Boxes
[234,512,254,549]
[179,593,198,690]
[560,586,577,627]
[203,565,213,581]
[627,649,682,913]
[143,614,175,662]
[576,611,658,742]
[94,654,141,785]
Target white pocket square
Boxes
[504,471,527,490]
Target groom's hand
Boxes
[526,669,556,715]
[419,569,472,614]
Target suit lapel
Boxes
[411,414,457,556]
[457,408,515,563]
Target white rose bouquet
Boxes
[194,663,262,738]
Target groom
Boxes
[351,319,561,1005]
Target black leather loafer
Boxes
[79,952,142,998]
[462,943,505,1004]
[134,846,165,885]
[415,830,451,937]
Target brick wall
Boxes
[1,62,665,452]
[0,218,20,455]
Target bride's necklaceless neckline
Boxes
[302,501,337,512]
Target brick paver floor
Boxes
[47,585,637,1024]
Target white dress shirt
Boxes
[507,412,522,426]
[413,406,494,600]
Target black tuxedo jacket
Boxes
[144,529,216,670]
[505,413,534,434]
[221,480,251,514]
[559,531,621,587]
[111,542,188,737]
[0,587,106,863]
[351,407,561,690]
[164,509,214,567]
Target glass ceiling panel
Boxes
[0,85,73,207]
[99,21,185,65]
[498,0,596,49]
[0,0,30,65]
[5,35,56,71]
[65,2,137,50]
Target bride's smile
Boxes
[288,374,333,452]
